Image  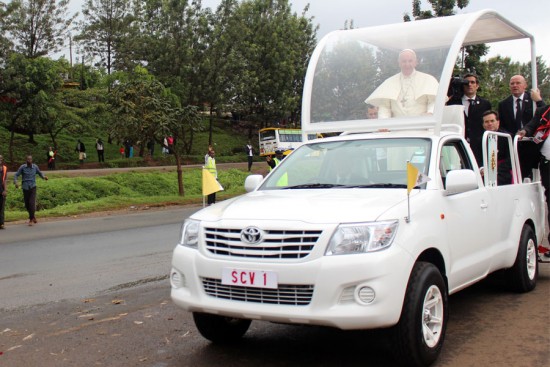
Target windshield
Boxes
[260,138,431,190]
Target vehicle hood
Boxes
[194,189,409,223]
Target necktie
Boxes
[515,98,522,129]
[467,98,475,117]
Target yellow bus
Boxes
[258,128,321,157]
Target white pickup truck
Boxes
[171,10,545,366]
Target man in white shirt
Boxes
[365,49,439,119]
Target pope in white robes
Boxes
[365,49,439,119]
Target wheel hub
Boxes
[422,285,444,348]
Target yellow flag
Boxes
[407,162,419,194]
[407,162,430,194]
[202,169,223,196]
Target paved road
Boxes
[0,206,201,309]
[0,209,548,366]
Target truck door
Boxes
[440,140,492,291]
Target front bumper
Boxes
[170,243,413,330]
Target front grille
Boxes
[204,227,322,259]
[202,277,314,306]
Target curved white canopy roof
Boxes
[301,9,536,136]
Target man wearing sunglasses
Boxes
[447,73,492,166]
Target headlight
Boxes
[179,219,200,249]
[326,220,398,255]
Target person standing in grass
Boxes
[13,155,48,226]
[0,155,7,229]
[75,139,86,164]
[96,138,105,163]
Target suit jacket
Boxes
[498,94,544,135]
[447,95,492,165]
[500,95,546,179]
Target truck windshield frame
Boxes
[260,138,432,190]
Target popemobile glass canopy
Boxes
[301,9,537,136]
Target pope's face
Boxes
[398,51,417,76]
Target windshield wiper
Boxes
[341,183,408,189]
[283,183,344,189]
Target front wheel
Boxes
[507,225,538,293]
[392,262,448,367]
[193,312,251,343]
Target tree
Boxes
[482,55,550,107]
[202,0,240,144]
[0,54,65,162]
[108,66,203,195]
[311,39,377,122]
[5,0,77,58]
[0,1,20,63]
[75,0,134,75]
[133,0,209,106]
[226,0,317,127]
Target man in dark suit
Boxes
[447,73,492,166]
[498,75,545,180]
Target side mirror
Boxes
[444,169,478,195]
[245,175,264,192]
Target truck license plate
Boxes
[221,268,278,289]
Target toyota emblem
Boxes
[241,227,264,244]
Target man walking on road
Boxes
[13,155,48,226]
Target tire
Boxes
[507,225,538,293]
[392,262,448,367]
[193,312,251,343]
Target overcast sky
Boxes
[67,0,549,73]
[201,0,549,63]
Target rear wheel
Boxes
[193,312,251,343]
[392,262,448,367]
[507,225,537,293]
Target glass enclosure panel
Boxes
[311,40,449,124]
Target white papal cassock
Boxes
[365,70,439,119]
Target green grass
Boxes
[5,168,250,222]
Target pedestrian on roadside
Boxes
[124,139,131,158]
[47,146,56,170]
[96,138,105,163]
[245,141,254,172]
[0,155,7,229]
[75,139,86,164]
[13,155,48,226]
[147,139,155,157]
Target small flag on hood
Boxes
[407,162,430,194]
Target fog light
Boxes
[355,286,375,304]
[170,269,185,288]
